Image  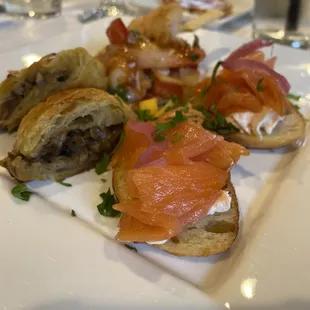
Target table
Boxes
[0,0,253,54]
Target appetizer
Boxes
[194,39,306,148]
[0,47,107,131]
[97,3,205,104]
[111,107,248,256]
[1,88,134,182]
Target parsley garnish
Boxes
[97,188,120,217]
[135,109,157,122]
[189,53,199,61]
[108,85,128,103]
[57,180,72,187]
[293,104,300,111]
[194,104,238,135]
[95,153,110,175]
[153,109,202,141]
[200,61,223,97]
[11,183,32,202]
[154,110,188,140]
[287,93,301,101]
[256,78,264,92]
[125,244,138,252]
[71,210,76,217]
[172,134,184,143]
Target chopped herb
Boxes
[172,134,184,143]
[192,35,200,49]
[135,109,157,122]
[71,210,76,217]
[153,110,188,140]
[57,180,72,187]
[210,102,217,112]
[97,188,120,217]
[153,109,201,141]
[256,78,264,92]
[101,178,107,183]
[193,105,238,135]
[189,53,199,61]
[125,244,138,252]
[11,183,32,202]
[287,93,301,101]
[108,85,128,103]
[200,61,223,97]
[95,153,110,175]
[293,104,301,111]
[154,133,167,141]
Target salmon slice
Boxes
[117,215,180,242]
[217,92,263,115]
[163,122,223,164]
[192,140,249,170]
[114,200,181,229]
[128,162,228,216]
[195,51,286,117]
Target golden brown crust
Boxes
[0,47,107,131]
[15,88,134,158]
[226,109,306,149]
[0,88,135,181]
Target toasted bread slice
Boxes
[225,108,306,149]
[113,166,239,257]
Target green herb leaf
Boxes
[11,183,32,202]
[125,244,138,252]
[189,53,199,61]
[57,180,72,187]
[101,178,107,183]
[256,78,264,92]
[95,153,110,175]
[97,188,120,217]
[155,122,174,134]
[154,133,167,141]
[135,109,157,122]
[287,93,301,101]
[210,102,217,111]
[108,85,128,103]
[193,105,238,135]
[293,104,301,111]
[200,61,223,97]
[172,134,184,143]
[71,210,77,217]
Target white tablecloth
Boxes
[0,0,253,53]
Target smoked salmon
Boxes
[195,39,291,117]
[112,108,248,242]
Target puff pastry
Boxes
[1,88,134,181]
[0,47,107,131]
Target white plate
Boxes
[129,0,254,29]
[1,16,310,309]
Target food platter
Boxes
[1,15,310,309]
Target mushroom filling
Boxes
[0,53,71,121]
[11,124,123,164]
